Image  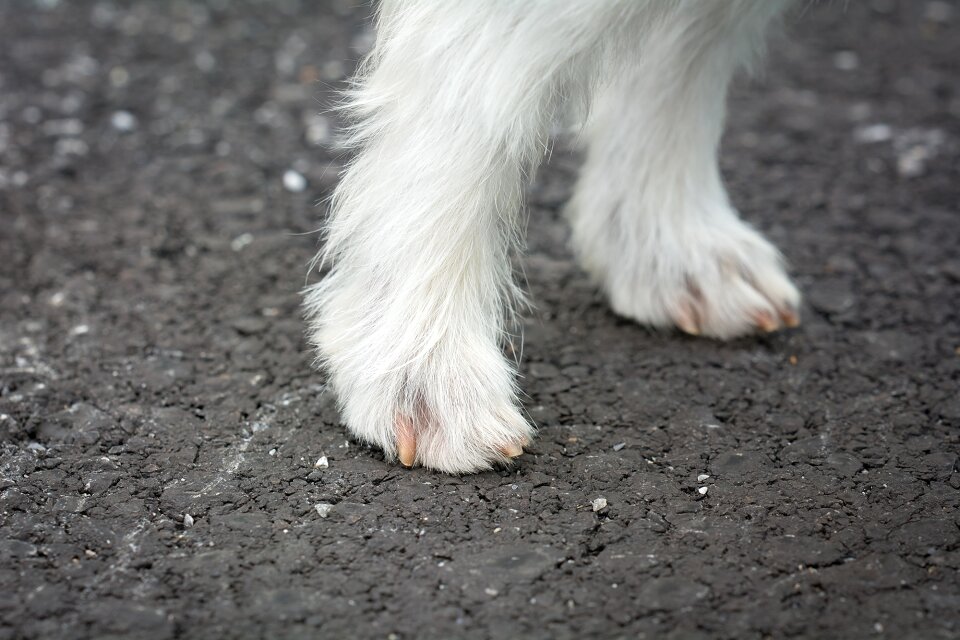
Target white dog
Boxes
[304,0,801,473]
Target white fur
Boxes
[305,0,801,473]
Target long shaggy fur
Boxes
[305,0,800,473]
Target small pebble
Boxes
[698,486,709,496]
[612,442,626,451]
[231,233,253,251]
[897,148,927,177]
[697,474,710,482]
[315,503,333,518]
[268,448,277,456]
[84,549,97,558]
[592,497,608,512]
[110,110,137,132]
[282,169,306,192]
[854,123,892,144]
[183,513,194,527]
[314,456,329,468]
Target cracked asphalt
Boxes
[1,1,958,638]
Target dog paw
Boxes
[307,278,533,473]
[390,377,532,473]
[605,220,801,339]
[347,356,533,474]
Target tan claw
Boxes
[674,302,700,336]
[499,442,524,458]
[753,309,780,333]
[395,416,416,467]
[780,306,800,328]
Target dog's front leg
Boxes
[305,2,630,472]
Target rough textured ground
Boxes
[1,1,959,638]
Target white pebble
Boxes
[69,324,89,336]
[230,232,253,251]
[268,448,277,456]
[897,148,927,177]
[110,110,137,132]
[282,169,306,192]
[314,456,329,468]
[894,128,944,178]
[183,513,194,527]
[697,474,710,482]
[315,503,333,518]
[698,486,709,496]
[854,123,892,144]
[591,497,608,512]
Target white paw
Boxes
[305,281,533,474]
[601,218,801,339]
[383,352,532,474]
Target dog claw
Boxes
[780,306,800,328]
[753,310,779,333]
[499,442,524,458]
[674,304,700,336]
[395,416,416,467]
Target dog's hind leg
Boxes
[568,0,801,339]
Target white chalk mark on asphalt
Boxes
[196,429,257,498]
[89,519,150,589]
